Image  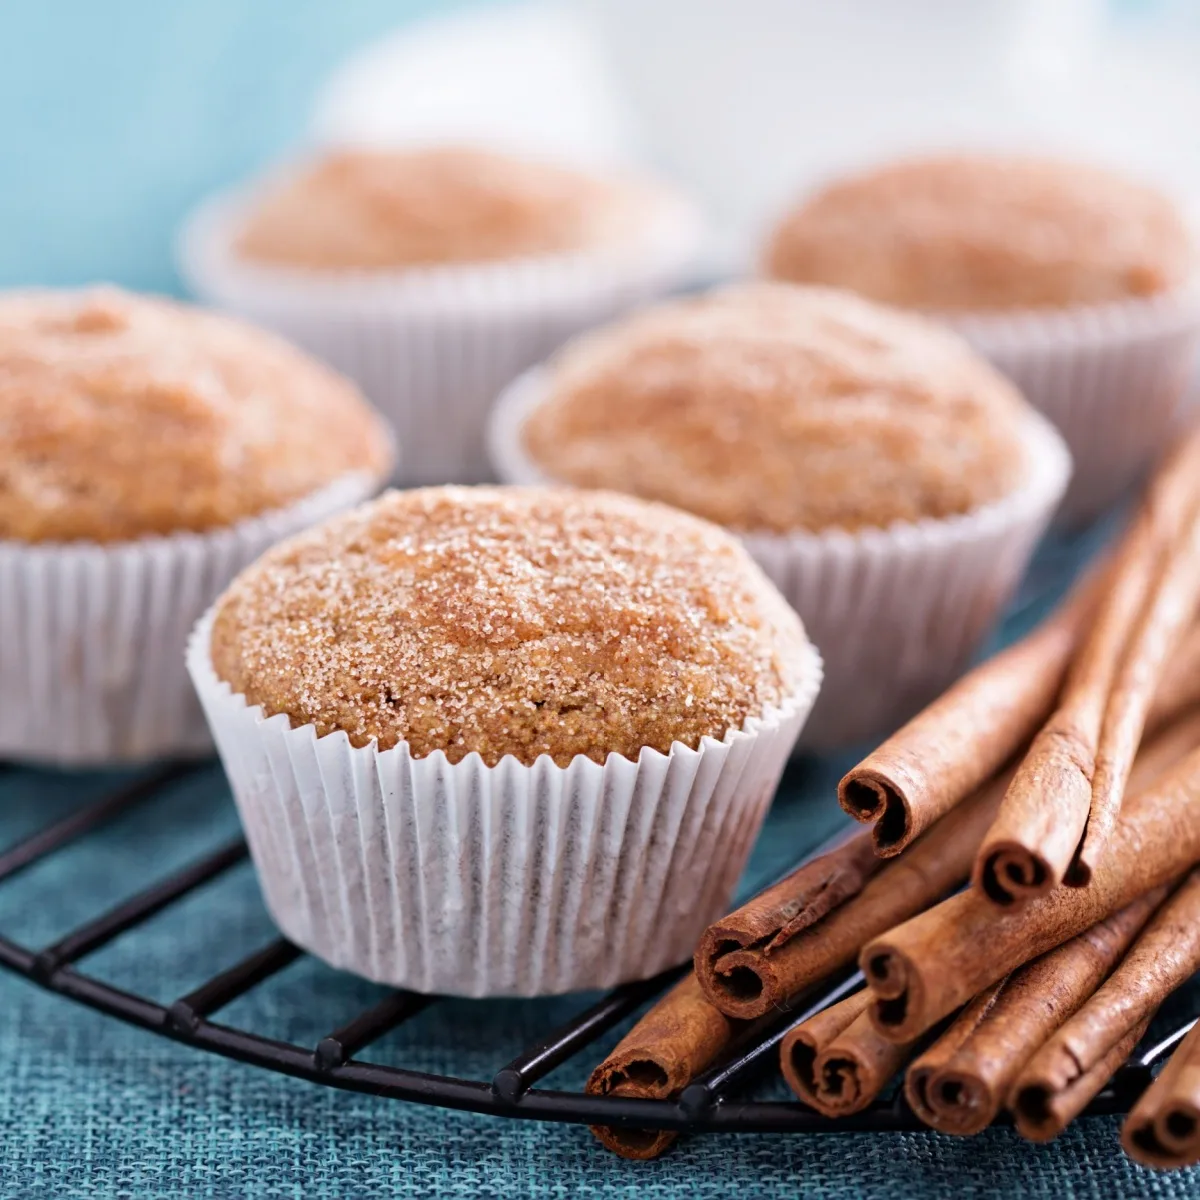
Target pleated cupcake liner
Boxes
[176,184,704,487]
[186,611,821,997]
[0,472,383,767]
[944,282,1200,524]
[488,368,1072,749]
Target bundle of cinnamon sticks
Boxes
[585,428,1200,1165]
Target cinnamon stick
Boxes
[1011,868,1200,1135]
[1147,625,1200,735]
[780,989,915,1117]
[1012,1019,1152,1142]
[973,527,1158,905]
[694,827,881,999]
[1123,1021,1200,1169]
[586,974,734,1159]
[838,576,1092,856]
[697,769,1010,1020]
[904,889,1166,1136]
[1082,521,1200,883]
[975,431,1200,904]
[861,711,1200,1045]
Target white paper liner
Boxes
[186,612,820,997]
[943,282,1200,523]
[176,181,704,487]
[0,473,382,767]
[488,368,1072,748]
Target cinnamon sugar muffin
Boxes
[210,486,811,766]
[180,145,702,485]
[762,155,1200,520]
[0,286,392,764]
[764,155,1193,311]
[189,486,820,995]
[519,282,1033,534]
[489,282,1071,747]
[235,147,650,270]
[1,288,391,543]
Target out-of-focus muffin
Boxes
[520,281,1034,534]
[761,154,1200,520]
[763,154,1194,311]
[1,287,390,544]
[0,286,392,764]
[490,282,1071,747]
[235,146,654,270]
[180,145,703,485]
[190,485,820,995]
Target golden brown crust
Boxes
[522,282,1034,533]
[210,486,814,766]
[235,146,653,270]
[0,288,392,543]
[764,155,1195,311]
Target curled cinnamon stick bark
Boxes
[861,712,1200,1045]
[697,770,1009,1020]
[1083,524,1200,883]
[1012,1019,1152,1142]
[1123,1021,1200,1169]
[838,577,1092,857]
[694,827,880,1001]
[976,431,1200,904]
[1147,625,1200,735]
[974,529,1157,906]
[586,974,734,1160]
[780,990,914,1117]
[1010,868,1200,1134]
[904,889,1166,1136]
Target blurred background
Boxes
[3,0,1199,294]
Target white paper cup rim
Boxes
[0,468,386,562]
[939,276,1200,351]
[177,174,705,318]
[0,467,390,766]
[487,364,1073,559]
[187,606,823,776]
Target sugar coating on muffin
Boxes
[521,282,1036,534]
[235,147,657,271]
[764,155,1195,311]
[0,287,392,543]
[210,486,813,766]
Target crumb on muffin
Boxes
[520,282,1036,534]
[210,486,814,766]
[234,146,656,271]
[0,287,392,543]
[763,155,1194,312]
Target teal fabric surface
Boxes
[2,526,1199,1198]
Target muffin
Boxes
[0,286,392,764]
[234,146,652,270]
[179,145,702,486]
[489,282,1070,747]
[763,154,1200,519]
[188,486,821,996]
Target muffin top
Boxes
[210,486,813,767]
[235,146,656,271]
[0,288,392,544]
[520,282,1036,534]
[763,155,1194,311]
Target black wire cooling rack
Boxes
[0,760,1195,1139]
